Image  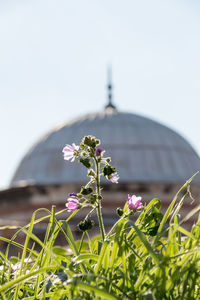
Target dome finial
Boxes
[105,66,116,112]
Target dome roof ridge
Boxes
[49,110,195,149]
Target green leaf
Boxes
[79,158,93,168]
[142,206,163,236]
[52,247,68,256]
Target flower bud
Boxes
[102,165,116,176]
[116,208,123,217]
[96,148,104,156]
[88,169,96,177]
[80,142,85,150]
[69,193,77,197]
[82,136,96,148]
[80,186,93,195]
[79,158,93,168]
[89,194,97,204]
[78,219,95,231]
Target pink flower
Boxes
[108,172,119,184]
[62,143,79,162]
[128,195,142,210]
[65,196,80,212]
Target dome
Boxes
[11,109,200,186]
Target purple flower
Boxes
[96,148,104,156]
[108,172,119,184]
[65,196,80,212]
[69,193,77,197]
[128,195,142,210]
[62,143,79,162]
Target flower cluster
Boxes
[62,135,143,237]
[62,137,119,184]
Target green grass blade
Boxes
[69,279,120,300]
[0,266,53,292]
[155,173,198,244]
[94,240,109,274]
[129,221,160,266]
[61,221,79,256]
[135,198,161,225]
[177,226,196,240]
[180,204,200,225]
[74,253,99,263]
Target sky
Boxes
[1,0,200,188]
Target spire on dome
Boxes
[105,66,117,112]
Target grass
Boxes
[0,178,199,299]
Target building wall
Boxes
[0,181,199,229]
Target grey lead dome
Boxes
[11,110,200,186]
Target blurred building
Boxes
[0,77,200,250]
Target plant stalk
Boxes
[94,157,105,241]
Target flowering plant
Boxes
[62,135,142,240]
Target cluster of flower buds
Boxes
[78,219,94,231]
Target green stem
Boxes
[85,206,96,220]
[51,205,56,235]
[106,216,125,239]
[97,203,105,241]
[94,157,105,241]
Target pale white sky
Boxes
[1,0,200,188]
